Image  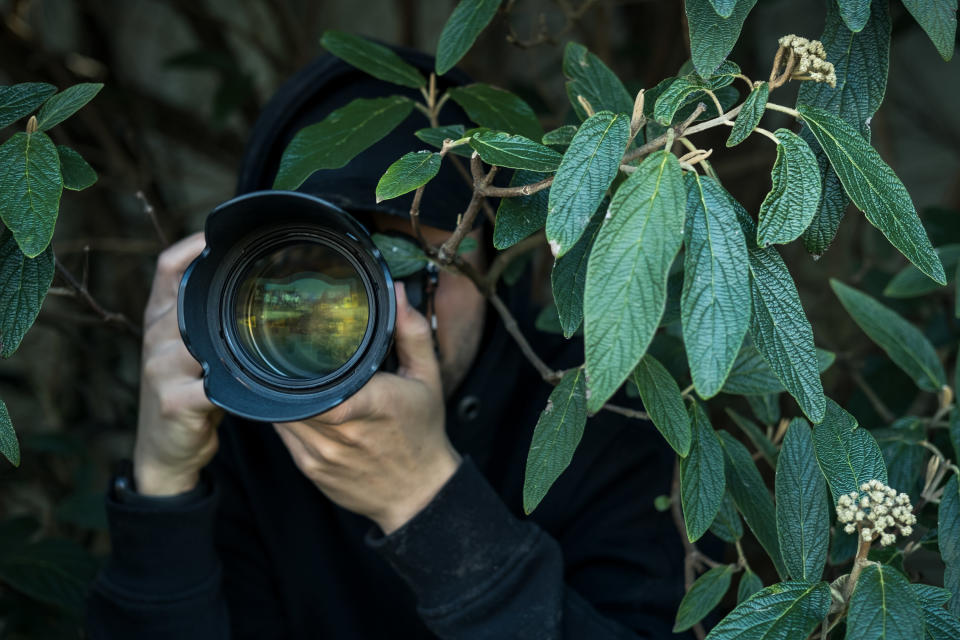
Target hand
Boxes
[134,233,221,496]
[273,283,462,534]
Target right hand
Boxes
[133,232,221,496]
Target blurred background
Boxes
[0,0,957,636]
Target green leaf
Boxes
[56,146,96,191]
[710,490,744,543]
[681,174,750,398]
[320,30,426,88]
[950,407,960,464]
[726,408,778,467]
[757,130,821,247]
[375,151,442,202]
[273,96,413,190]
[947,563,960,620]
[523,368,587,514]
[0,132,63,258]
[811,398,888,504]
[547,111,628,257]
[493,169,549,250]
[798,104,944,285]
[685,0,758,77]
[674,564,735,632]
[738,207,825,423]
[371,233,428,277]
[847,564,923,640]
[722,343,835,396]
[632,354,692,456]
[0,83,56,129]
[831,279,947,392]
[798,0,890,256]
[920,601,960,640]
[542,125,578,146]
[746,393,781,426]
[705,581,831,639]
[34,83,103,131]
[0,399,18,467]
[0,538,99,612]
[939,474,960,566]
[912,583,952,607]
[838,0,871,32]
[737,570,764,603]
[680,400,726,542]
[0,229,54,358]
[726,81,769,147]
[435,0,502,75]
[884,244,960,298]
[708,0,739,18]
[718,430,788,579]
[652,61,740,125]
[583,150,684,412]
[562,42,634,121]
[775,418,829,583]
[447,83,542,141]
[902,0,957,61]
[414,125,473,158]
[468,131,562,172]
[552,204,602,337]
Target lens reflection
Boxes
[234,243,370,379]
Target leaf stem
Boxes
[764,101,801,119]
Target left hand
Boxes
[273,282,462,534]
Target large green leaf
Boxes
[0,132,63,258]
[838,0,871,32]
[798,0,890,256]
[493,169,549,249]
[371,233,428,278]
[320,30,426,88]
[722,343,835,396]
[447,84,542,141]
[632,354,692,456]
[951,408,960,466]
[884,244,960,297]
[56,146,97,191]
[583,150,684,412]
[705,581,831,639]
[0,399,18,467]
[920,602,960,640]
[468,131,562,172]
[0,83,56,129]
[685,0,758,77]
[0,538,99,612]
[674,564,735,632]
[523,368,587,514]
[652,61,740,125]
[846,564,923,640]
[831,279,947,392]
[681,174,750,398]
[34,83,103,131]
[710,491,744,543]
[562,42,633,121]
[546,111,628,257]
[435,0,502,75]
[680,400,726,542]
[798,104,945,285]
[901,0,957,61]
[939,475,960,572]
[775,419,829,583]
[375,151,442,202]
[552,205,602,337]
[738,207,825,423]
[0,230,54,358]
[756,130,821,247]
[718,430,788,579]
[273,96,413,190]
[746,393,781,426]
[811,398,888,504]
[726,81,769,147]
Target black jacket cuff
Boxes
[366,457,538,610]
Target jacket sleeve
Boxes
[366,422,687,640]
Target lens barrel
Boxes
[178,191,397,422]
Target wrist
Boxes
[375,445,462,535]
[133,461,201,496]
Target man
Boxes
[86,45,686,639]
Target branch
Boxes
[54,261,141,337]
[485,230,545,287]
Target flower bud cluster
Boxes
[836,480,916,546]
[778,35,837,87]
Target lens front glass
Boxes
[234,242,371,379]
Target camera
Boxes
[178,190,429,423]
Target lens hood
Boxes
[178,190,396,423]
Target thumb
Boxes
[393,281,440,385]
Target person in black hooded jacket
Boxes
[85,45,690,639]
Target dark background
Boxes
[0,0,957,636]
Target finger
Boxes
[145,232,206,326]
[393,282,440,386]
[273,423,315,467]
[161,379,214,416]
[143,339,203,380]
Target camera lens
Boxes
[233,242,371,379]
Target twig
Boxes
[850,370,895,423]
[436,155,497,262]
[485,230,545,287]
[671,460,708,640]
[603,404,651,420]
[54,261,141,337]
[136,190,169,248]
[489,293,561,382]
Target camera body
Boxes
[178,190,425,423]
